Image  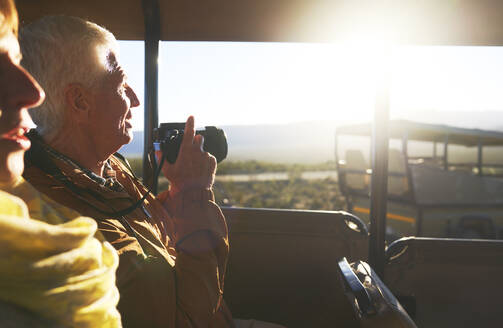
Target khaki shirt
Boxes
[21,150,232,328]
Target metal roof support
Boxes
[444,134,449,170]
[416,207,424,236]
[403,131,417,205]
[334,131,340,168]
[478,139,483,176]
[142,0,160,192]
[402,131,409,158]
[369,75,390,278]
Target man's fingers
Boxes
[194,134,204,152]
[208,154,217,175]
[169,116,217,191]
[206,154,217,188]
[182,116,196,148]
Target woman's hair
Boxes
[0,0,18,38]
[19,16,118,141]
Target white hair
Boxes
[19,15,119,141]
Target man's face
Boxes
[0,31,44,184]
[88,51,139,157]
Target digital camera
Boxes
[153,123,228,164]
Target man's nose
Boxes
[3,63,45,111]
[126,85,140,108]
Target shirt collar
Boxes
[29,130,125,192]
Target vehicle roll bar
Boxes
[142,0,160,192]
[369,76,390,277]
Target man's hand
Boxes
[156,116,217,195]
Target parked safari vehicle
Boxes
[336,120,503,241]
[16,0,503,327]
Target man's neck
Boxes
[47,129,107,177]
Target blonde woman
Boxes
[0,1,121,326]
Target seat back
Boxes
[387,149,409,197]
[385,237,503,328]
[222,207,369,328]
[344,149,369,191]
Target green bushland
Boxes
[213,178,345,210]
[125,157,336,177]
[126,157,345,211]
[157,177,345,211]
[216,160,336,175]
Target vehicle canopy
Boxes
[337,120,503,147]
[16,0,503,44]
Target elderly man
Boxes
[0,2,121,327]
[17,15,262,328]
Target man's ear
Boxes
[64,83,91,122]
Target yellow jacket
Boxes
[0,179,122,328]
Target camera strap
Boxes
[26,134,165,217]
[24,133,166,257]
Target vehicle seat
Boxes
[387,149,409,196]
[337,257,417,328]
[385,237,503,327]
[344,149,369,191]
[223,207,369,328]
[453,214,497,239]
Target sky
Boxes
[118,41,503,131]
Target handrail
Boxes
[337,257,375,316]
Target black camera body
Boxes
[153,123,228,164]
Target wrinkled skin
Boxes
[48,50,140,176]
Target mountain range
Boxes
[120,110,503,163]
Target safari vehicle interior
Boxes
[336,120,503,241]
[16,1,503,327]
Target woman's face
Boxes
[0,31,44,184]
